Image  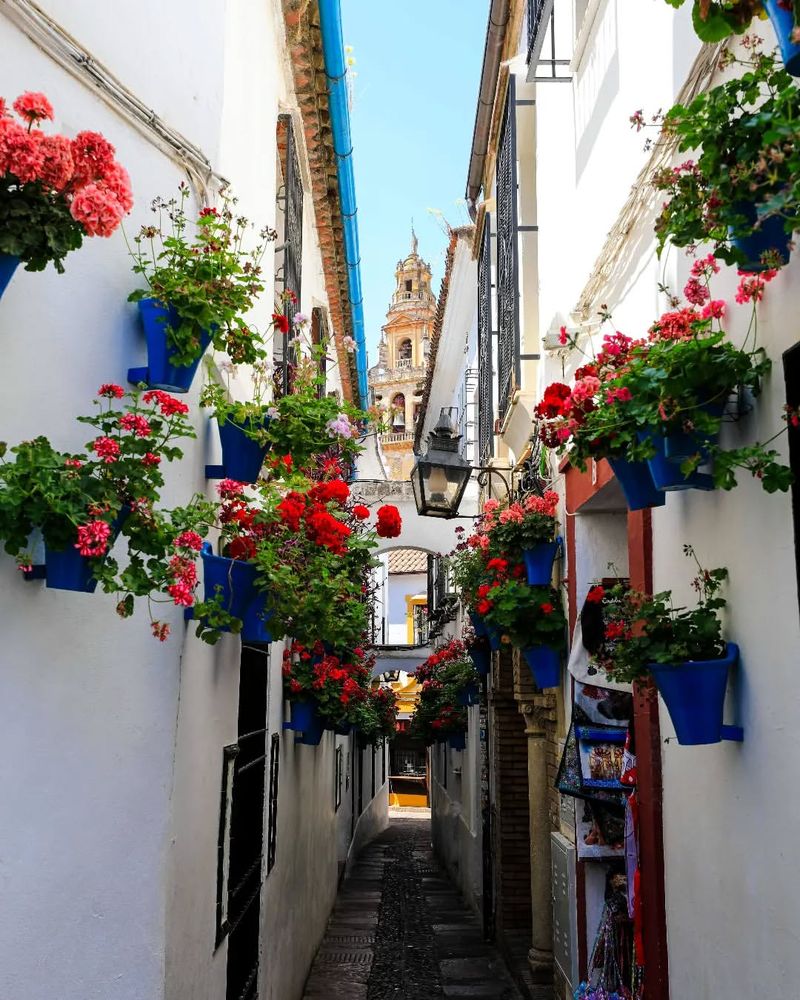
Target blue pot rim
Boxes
[648,642,739,674]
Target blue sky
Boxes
[341,0,487,362]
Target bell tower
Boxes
[368,230,437,479]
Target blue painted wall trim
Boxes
[318,0,368,405]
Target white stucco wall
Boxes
[532,3,800,995]
[0,4,373,999]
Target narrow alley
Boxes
[303,811,539,1000]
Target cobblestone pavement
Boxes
[302,814,525,1000]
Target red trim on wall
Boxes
[629,508,669,1000]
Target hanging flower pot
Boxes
[214,416,272,484]
[639,430,715,492]
[199,542,257,623]
[240,593,273,646]
[662,403,725,465]
[43,506,130,593]
[448,732,467,751]
[0,254,20,301]
[456,682,480,707]
[287,699,319,733]
[522,645,561,689]
[648,643,739,746]
[608,455,667,511]
[128,298,212,393]
[764,0,800,77]
[469,610,489,638]
[522,537,562,586]
[486,625,502,652]
[730,201,792,273]
[468,646,491,677]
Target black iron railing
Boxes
[496,78,520,424]
[477,218,494,464]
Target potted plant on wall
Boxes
[0,383,194,592]
[481,490,562,585]
[648,48,800,271]
[480,578,568,689]
[593,547,736,745]
[0,92,132,297]
[200,359,277,484]
[127,185,277,392]
[663,0,800,75]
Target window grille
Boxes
[275,115,304,398]
[477,218,494,463]
[496,78,520,424]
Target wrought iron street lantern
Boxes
[411,408,473,519]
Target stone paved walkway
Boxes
[302,814,524,1000]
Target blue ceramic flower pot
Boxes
[522,537,562,586]
[129,298,212,393]
[765,0,800,76]
[296,715,325,746]
[730,201,791,272]
[0,254,20,301]
[648,643,739,746]
[456,682,480,707]
[44,507,130,593]
[44,547,100,593]
[287,699,318,732]
[215,416,271,483]
[522,645,561,689]
[200,542,257,623]
[486,625,502,652]
[639,430,715,492]
[469,610,489,638]
[468,646,491,677]
[448,732,467,751]
[662,403,724,465]
[608,455,667,511]
[240,593,273,646]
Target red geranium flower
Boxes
[272,313,290,334]
[375,504,402,538]
[353,504,370,520]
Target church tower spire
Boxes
[367,235,437,480]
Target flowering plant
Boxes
[448,529,491,610]
[410,679,467,745]
[480,490,560,554]
[282,642,371,722]
[0,92,132,271]
[128,185,277,366]
[354,685,399,743]
[646,48,800,269]
[263,355,365,475]
[200,358,276,447]
[663,0,790,42]
[481,579,568,651]
[592,547,728,684]
[536,278,793,492]
[0,383,193,578]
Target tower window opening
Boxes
[405,280,413,292]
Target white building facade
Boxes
[0,4,386,1000]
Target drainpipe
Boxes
[466,0,511,219]
[318,0,368,405]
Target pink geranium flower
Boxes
[13,91,54,124]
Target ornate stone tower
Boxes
[369,230,437,480]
